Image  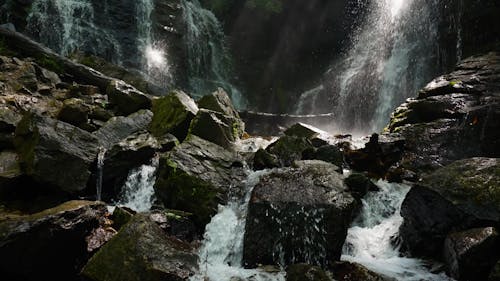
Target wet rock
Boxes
[0,150,22,184]
[57,98,90,128]
[330,262,389,281]
[444,227,500,281]
[284,122,325,139]
[81,214,197,281]
[154,135,245,230]
[0,201,107,281]
[286,264,333,281]
[189,109,244,149]
[111,206,134,230]
[156,133,179,152]
[243,161,357,268]
[106,79,152,116]
[0,106,21,149]
[149,90,198,141]
[33,63,61,85]
[344,173,379,200]
[14,113,99,193]
[149,209,198,242]
[86,226,118,253]
[303,144,344,168]
[400,158,500,258]
[197,87,241,120]
[94,109,153,149]
[253,148,280,170]
[266,135,314,167]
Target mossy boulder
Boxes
[57,98,90,128]
[14,113,99,193]
[197,87,241,119]
[302,144,344,169]
[81,214,198,281]
[253,148,280,170]
[0,200,107,281]
[154,135,245,230]
[266,135,314,167]
[106,80,152,116]
[188,109,243,149]
[149,90,198,141]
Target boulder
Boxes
[149,90,198,141]
[286,264,333,281]
[81,214,198,281]
[266,135,314,167]
[188,109,243,149]
[243,161,357,268]
[0,150,22,185]
[253,148,280,170]
[154,135,245,229]
[344,173,379,200]
[94,109,153,149]
[0,201,107,281]
[106,80,152,116]
[57,98,90,128]
[400,158,500,257]
[14,113,99,193]
[302,144,344,168]
[284,122,326,139]
[197,87,241,119]
[330,262,389,281]
[444,227,500,281]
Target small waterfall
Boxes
[117,156,159,213]
[341,181,453,281]
[191,170,285,281]
[181,0,245,109]
[96,147,106,201]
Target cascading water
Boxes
[181,0,245,109]
[96,146,106,201]
[117,156,159,213]
[190,170,285,281]
[341,180,453,281]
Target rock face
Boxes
[14,113,99,193]
[94,110,153,149]
[400,157,500,258]
[0,201,107,281]
[149,90,199,141]
[386,53,500,175]
[444,227,500,281]
[243,161,357,268]
[82,214,198,281]
[188,109,243,149]
[154,135,245,229]
[106,80,152,116]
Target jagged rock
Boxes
[33,63,61,85]
[330,262,390,281]
[156,133,179,152]
[81,214,198,281]
[149,90,198,141]
[243,161,356,268]
[57,98,90,128]
[148,209,198,242]
[302,144,344,169]
[284,122,325,139]
[14,113,99,193]
[0,201,107,281]
[106,80,152,116]
[400,158,500,257]
[111,206,134,230]
[154,135,245,229]
[286,264,333,281]
[253,148,280,170]
[189,109,243,149]
[94,109,153,149]
[444,227,500,281]
[266,135,314,167]
[344,173,379,200]
[198,87,241,119]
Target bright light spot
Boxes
[388,0,404,17]
[145,45,166,69]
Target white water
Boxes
[191,170,285,281]
[96,146,106,201]
[342,181,453,281]
[117,156,159,213]
[181,0,245,109]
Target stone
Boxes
[303,144,344,168]
[266,135,314,167]
[286,264,333,281]
[81,214,198,281]
[154,135,245,229]
[197,87,241,119]
[330,262,390,281]
[14,113,99,193]
[106,79,152,116]
[444,227,500,281]
[253,148,280,170]
[0,201,107,281]
[344,172,379,200]
[243,161,357,268]
[57,98,90,127]
[284,122,326,139]
[0,150,22,184]
[188,109,243,149]
[149,90,198,141]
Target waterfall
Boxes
[96,147,106,201]
[181,0,245,109]
[117,156,159,213]
[341,181,453,281]
[190,170,285,281]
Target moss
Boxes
[13,113,39,174]
[36,55,64,74]
[149,92,195,141]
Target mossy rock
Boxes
[253,148,279,170]
[106,80,152,116]
[197,87,241,119]
[188,109,243,149]
[57,98,90,128]
[149,90,198,141]
[266,135,313,167]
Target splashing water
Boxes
[117,156,159,213]
[191,170,285,281]
[96,147,106,201]
[341,181,453,281]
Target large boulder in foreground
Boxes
[154,135,245,229]
[444,227,500,281]
[400,157,500,257]
[149,90,198,141]
[243,160,357,268]
[0,201,106,281]
[14,113,99,193]
[82,214,198,281]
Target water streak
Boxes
[96,146,106,201]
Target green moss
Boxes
[13,113,39,174]
[149,92,194,141]
[449,80,461,86]
[36,55,64,74]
